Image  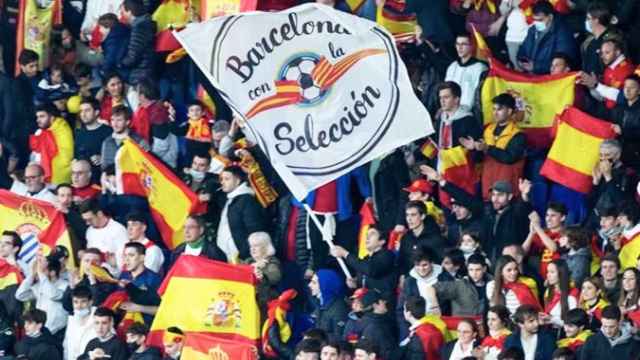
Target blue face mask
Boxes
[585,19,593,33]
[534,21,547,32]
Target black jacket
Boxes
[14,328,62,360]
[579,330,640,360]
[613,99,640,169]
[359,313,396,359]
[2,72,37,165]
[315,298,349,342]
[503,330,557,360]
[224,192,268,261]
[432,108,482,149]
[370,150,410,233]
[120,14,156,84]
[170,239,227,266]
[440,340,480,360]
[78,336,128,360]
[131,346,163,360]
[397,217,446,274]
[62,277,118,314]
[345,248,397,294]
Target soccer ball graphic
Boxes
[280,54,328,105]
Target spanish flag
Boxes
[503,277,542,311]
[626,308,640,328]
[0,259,23,323]
[182,333,258,360]
[471,24,492,62]
[376,0,416,36]
[520,0,570,24]
[437,146,476,208]
[0,189,75,268]
[618,225,640,270]
[115,139,205,250]
[200,0,257,21]
[441,316,482,339]
[581,297,608,321]
[102,290,145,339]
[590,235,604,275]
[557,330,592,351]
[357,202,376,259]
[148,256,260,347]
[261,289,297,358]
[14,0,62,75]
[540,107,617,194]
[481,60,577,148]
[152,0,191,52]
[420,138,438,160]
[0,259,23,291]
[413,314,453,360]
[29,117,74,185]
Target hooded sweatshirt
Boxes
[217,182,255,262]
[314,269,349,340]
[437,105,475,148]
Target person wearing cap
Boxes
[126,212,165,274]
[460,93,526,201]
[330,226,397,294]
[398,200,447,274]
[343,288,368,344]
[162,327,185,360]
[402,178,445,228]
[358,290,396,359]
[126,322,162,359]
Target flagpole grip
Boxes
[303,204,353,279]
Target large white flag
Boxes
[175,3,433,200]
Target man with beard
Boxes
[504,305,557,359]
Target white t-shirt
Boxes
[547,292,578,327]
[486,280,522,314]
[139,238,165,274]
[521,334,538,360]
[86,218,128,276]
[505,7,530,43]
[64,307,98,360]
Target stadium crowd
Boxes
[1,0,640,359]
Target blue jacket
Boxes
[517,18,577,75]
[504,330,557,360]
[101,22,130,77]
[291,166,371,221]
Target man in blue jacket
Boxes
[504,304,557,360]
[517,1,577,75]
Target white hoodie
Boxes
[217,182,255,263]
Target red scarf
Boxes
[545,287,579,314]
[414,322,445,360]
[503,280,542,311]
[480,329,511,351]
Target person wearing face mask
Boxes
[64,286,98,360]
[517,1,577,74]
[581,3,624,78]
[126,322,162,359]
[14,309,63,360]
[181,151,221,225]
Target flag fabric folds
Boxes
[148,256,260,346]
[540,107,617,194]
[152,0,191,52]
[437,146,476,208]
[471,24,492,62]
[29,117,74,185]
[619,226,640,271]
[376,0,416,36]
[182,332,258,360]
[115,139,205,250]
[0,190,74,267]
[480,60,577,148]
[261,289,297,358]
[14,0,62,75]
[357,202,376,259]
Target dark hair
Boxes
[83,247,104,258]
[546,259,571,322]
[123,0,146,16]
[55,183,73,194]
[125,242,146,256]
[111,105,132,121]
[187,100,205,110]
[467,253,488,268]
[192,151,212,163]
[532,0,555,16]
[552,347,576,360]
[303,328,328,343]
[78,198,102,215]
[411,246,436,264]
[437,81,462,99]
[94,307,116,320]
[444,248,465,268]
[126,212,147,225]
[166,326,184,335]
[405,200,427,216]
[35,103,59,117]
[498,348,525,360]
[186,215,206,229]
[126,322,149,336]
[601,305,621,321]
[46,255,62,275]
[551,52,573,70]
[103,72,123,85]
[354,338,378,356]
[321,340,341,354]
[137,78,159,101]
[1,231,22,252]
[18,49,39,66]
[602,38,624,52]
[98,13,119,28]
[563,225,590,250]
[295,338,322,355]
[484,305,512,333]
[618,268,640,308]
[600,253,621,269]
[491,255,520,306]
[404,296,426,319]
[492,93,516,109]
[71,285,93,300]
[565,308,589,329]
[617,202,640,225]
[22,309,46,324]
[513,304,539,324]
[79,97,100,112]
[73,63,92,78]
[457,318,479,337]
[338,341,353,357]
[626,74,640,87]
[587,2,612,27]
[222,165,247,183]
[547,202,568,216]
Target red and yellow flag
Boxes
[0,189,75,268]
[481,60,577,148]
[200,0,257,20]
[557,330,592,351]
[14,0,62,75]
[115,139,205,250]
[345,0,366,14]
[520,0,570,24]
[29,117,74,185]
[441,316,482,340]
[471,24,492,63]
[261,289,297,358]
[102,290,145,339]
[182,332,258,360]
[357,202,376,259]
[148,256,260,347]
[437,146,476,208]
[420,138,438,160]
[540,107,617,194]
[0,259,24,291]
[619,226,640,270]
[153,0,192,52]
[376,0,416,36]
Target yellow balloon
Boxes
[67,95,81,114]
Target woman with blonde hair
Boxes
[243,232,282,316]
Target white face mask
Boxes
[25,330,40,338]
[190,169,206,182]
[75,308,90,318]
[585,19,593,34]
[460,243,477,254]
[534,21,547,32]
